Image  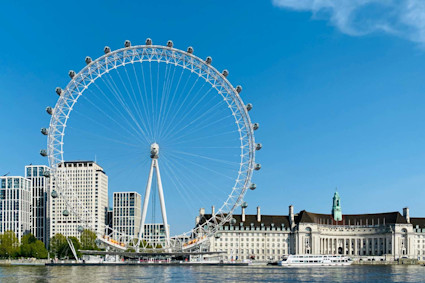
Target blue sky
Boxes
[1,0,425,221]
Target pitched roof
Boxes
[197,210,409,228]
[410,217,425,229]
[199,213,291,228]
[297,210,408,225]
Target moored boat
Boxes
[278,255,352,267]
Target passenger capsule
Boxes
[124,40,131,48]
[51,190,58,198]
[104,46,111,54]
[55,87,62,96]
[146,38,152,45]
[253,123,259,130]
[43,170,50,178]
[41,128,48,135]
[46,106,53,115]
[246,103,253,111]
[241,201,248,208]
[222,70,229,77]
[62,210,70,217]
[187,47,194,54]
[167,40,173,48]
[69,70,76,79]
[78,226,84,233]
[85,56,92,65]
[255,143,262,151]
[235,85,242,94]
[249,183,257,190]
[205,56,212,64]
[230,218,237,225]
[40,149,47,157]
[254,163,261,171]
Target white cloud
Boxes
[272,0,425,44]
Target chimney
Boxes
[199,207,205,216]
[257,206,261,222]
[403,207,410,223]
[242,206,246,222]
[289,205,295,229]
[195,216,200,225]
[211,205,215,216]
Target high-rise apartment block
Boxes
[0,176,31,241]
[113,192,141,241]
[143,223,169,246]
[25,165,49,244]
[50,161,108,238]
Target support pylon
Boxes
[137,143,170,250]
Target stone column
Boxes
[354,238,358,255]
[366,238,369,256]
[348,238,352,255]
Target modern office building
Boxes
[0,176,31,241]
[112,192,141,242]
[49,161,108,238]
[143,223,169,247]
[198,192,425,262]
[25,165,49,245]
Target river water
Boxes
[0,265,424,282]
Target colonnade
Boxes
[317,237,392,256]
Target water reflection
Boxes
[0,265,424,282]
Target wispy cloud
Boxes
[272,0,425,44]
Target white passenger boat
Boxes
[278,255,352,267]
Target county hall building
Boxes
[197,192,425,262]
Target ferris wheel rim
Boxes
[46,42,257,248]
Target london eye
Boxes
[40,39,261,252]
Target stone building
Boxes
[50,161,108,238]
[198,192,425,261]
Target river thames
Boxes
[0,265,424,282]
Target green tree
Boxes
[49,234,82,259]
[0,231,19,258]
[20,233,37,257]
[49,234,67,258]
[31,240,48,259]
[67,236,81,259]
[80,229,98,250]
[20,233,48,259]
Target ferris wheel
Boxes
[40,39,261,251]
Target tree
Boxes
[20,233,37,257]
[49,234,82,259]
[31,240,48,259]
[67,236,82,259]
[80,229,98,250]
[20,233,48,259]
[0,231,19,258]
[49,234,67,258]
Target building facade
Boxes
[113,192,141,241]
[0,176,31,241]
[49,161,108,238]
[25,165,49,245]
[198,192,425,261]
[143,223,169,247]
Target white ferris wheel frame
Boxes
[46,42,257,250]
